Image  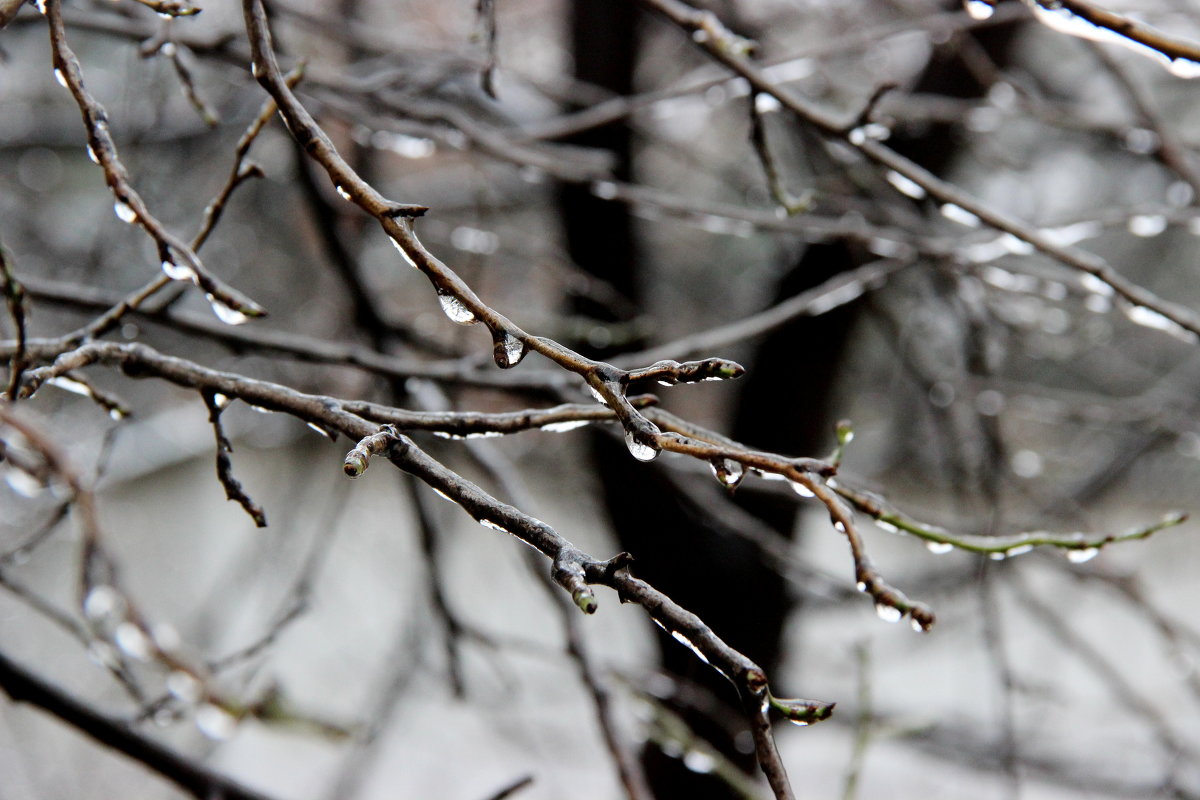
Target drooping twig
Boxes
[201,391,268,527]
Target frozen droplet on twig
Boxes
[206,294,250,326]
[963,0,994,20]
[789,479,815,498]
[925,541,953,555]
[167,670,204,704]
[541,420,589,433]
[195,703,238,741]
[625,425,661,462]
[1067,547,1100,563]
[436,290,476,324]
[709,458,744,489]
[113,201,137,224]
[161,260,197,282]
[54,68,68,88]
[874,602,903,623]
[83,584,124,621]
[492,331,526,368]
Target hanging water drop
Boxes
[306,422,337,441]
[212,393,232,410]
[709,458,745,489]
[492,331,526,368]
[34,0,47,13]
[114,622,154,661]
[789,479,815,498]
[874,602,903,623]
[114,201,137,224]
[390,237,420,269]
[335,184,352,201]
[541,420,589,433]
[625,425,661,462]
[161,260,197,282]
[205,294,250,326]
[925,541,954,555]
[436,290,476,324]
[54,68,68,88]
[83,584,124,621]
[86,144,99,165]
[195,703,238,741]
[166,670,204,703]
[963,0,994,19]
[1067,547,1100,563]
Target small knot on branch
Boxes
[383,203,430,218]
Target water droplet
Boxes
[166,670,204,703]
[390,237,420,269]
[691,28,710,43]
[875,520,900,534]
[683,750,717,774]
[251,60,263,78]
[114,622,154,660]
[34,0,47,13]
[855,581,868,593]
[940,203,981,227]
[334,184,351,201]
[492,332,526,368]
[625,426,661,462]
[833,521,846,533]
[1041,220,1103,246]
[1123,304,1196,341]
[671,630,709,663]
[963,0,994,19]
[161,260,197,282]
[875,603,903,623]
[541,420,589,433]
[1067,547,1100,563]
[1128,214,1168,237]
[989,551,1007,561]
[113,201,137,224]
[431,488,455,503]
[212,393,232,410]
[205,294,250,326]
[248,404,272,414]
[86,145,99,164]
[754,93,782,114]
[789,479,815,498]
[479,519,510,534]
[709,458,745,489]
[160,42,177,57]
[305,422,337,441]
[53,68,68,88]
[4,468,44,498]
[590,180,619,200]
[1167,57,1200,79]
[84,585,124,621]
[925,541,954,555]
[1000,233,1035,255]
[48,376,92,397]
[885,170,926,199]
[436,290,476,324]
[910,618,927,632]
[195,703,238,740]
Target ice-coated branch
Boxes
[42,0,266,326]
